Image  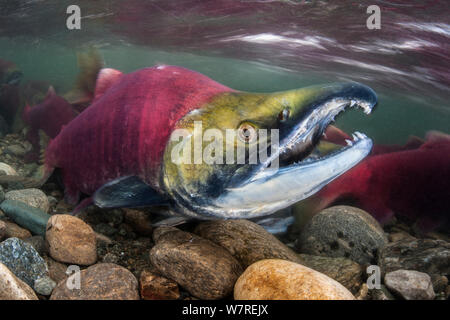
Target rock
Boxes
[0,262,38,300]
[296,206,387,264]
[389,231,415,242]
[194,219,301,268]
[124,209,153,236]
[102,252,119,264]
[152,226,178,242]
[50,263,140,300]
[384,270,435,300]
[33,275,56,296]
[370,285,396,300]
[46,214,97,265]
[0,185,4,202]
[5,189,50,213]
[43,256,68,284]
[430,275,448,293]
[23,235,47,256]
[0,200,50,236]
[378,238,450,277]
[0,237,48,287]
[150,227,243,299]
[0,220,6,240]
[0,162,18,176]
[355,283,369,300]
[5,144,27,157]
[297,254,364,294]
[94,223,117,236]
[234,259,355,300]
[140,270,180,300]
[3,221,32,239]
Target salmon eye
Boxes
[278,108,290,122]
[238,123,257,143]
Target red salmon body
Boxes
[44,66,234,204]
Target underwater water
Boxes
[0,0,449,302]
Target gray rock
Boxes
[150,227,243,300]
[296,206,387,264]
[0,200,50,235]
[194,219,302,268]
[0,185,5,203]
[0,237,48,287]
[384,270,435,300]
[5,188,50,213]
[33,275,56,296]
[378,238,450,277]
[5,144,27,157]
[297,254,364,294]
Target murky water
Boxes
[1,0,449,143]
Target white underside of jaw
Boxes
[211,130,373,219]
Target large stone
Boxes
[5,188,50,213]
[0,237,48,287]
[0,262,38,300]
[50,263,140,300]
[297,254,364,294]
[150,227,243,299]
[0,220,6,240]
[194,219,301,268]
[46,214,97,265]
[296,206,387,264]
[124,209,153,236]
[43,256,68,284]
[33,276,56,296]
[234,259,355,300]
[384,270,435,300]
[0,200,50,236]
[3,221,32,239]
[0,162,18,176]
[378,238,450,277]
[140,270,180,300]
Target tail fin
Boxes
[64,47,104,107]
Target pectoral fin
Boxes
[93,176,168,209]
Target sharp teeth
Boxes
[352,133,358,141]
[345,139,353,146]
[355,131,365,139]
[350,100,357,107]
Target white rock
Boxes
[385,269,435,300]
[0,162,17,176]
[5,188,50,213]
[0,262,38,300]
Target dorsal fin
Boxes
[93,68,123,101]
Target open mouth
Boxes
[273,96,376,169]
[213,82,377,218]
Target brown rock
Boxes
[195,219,301,268]
[297,254,364,294]
[0,220,6,240]
[124,209,152,236]
[234,259,355,300]
[150,227,243,300]
[4,221,32,239]
[50,263,139,300]
[0,262,38,300]
[44,256,68,284]
[140,270,180,300]
[46,214,97,265]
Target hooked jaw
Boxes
[212,82,377,218]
